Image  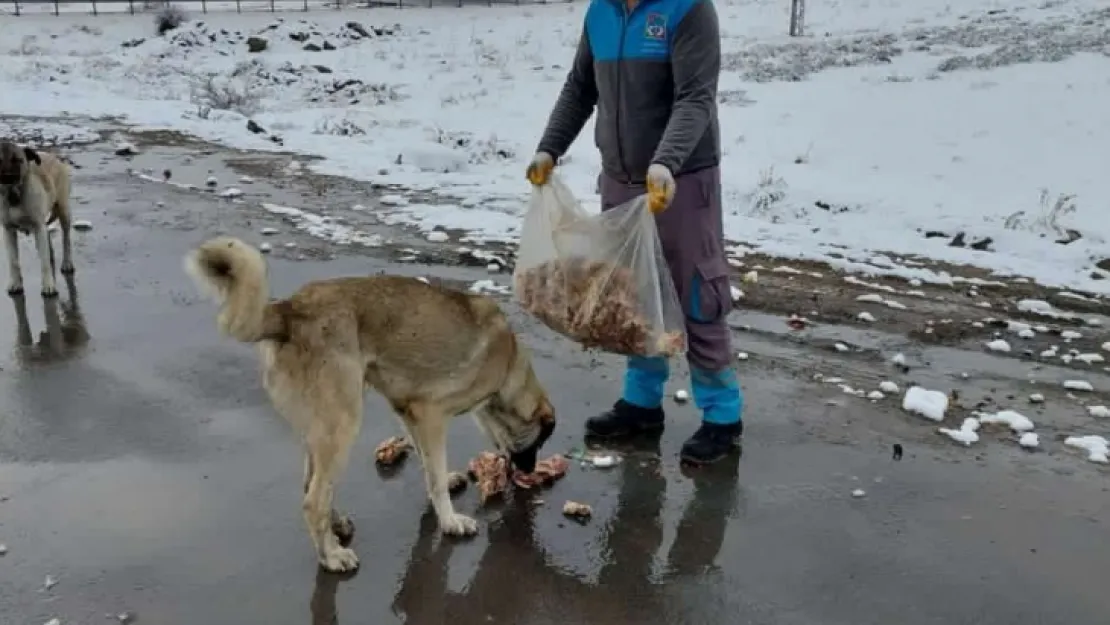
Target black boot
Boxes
[680,421,743,465]
[584,399,665,439]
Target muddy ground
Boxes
[1,119,1108,625]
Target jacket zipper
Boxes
[615,1,628,182]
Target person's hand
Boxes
[646,164,675,214]
[526,152,555,186]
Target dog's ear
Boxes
[22,147,40,166]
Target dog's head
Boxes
[475,340,556,474]
[0,141,40,206]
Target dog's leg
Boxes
[4,226,23,295]
[32,224,57,297]
[406,408,479,537]
[303,449,354,546]
[57,202,74,275]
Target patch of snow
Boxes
[857,311,876,322]
[425,231,449,243]
[856,294,884,303]
[985,339,1011,353]
[902,386,948,422]
[891,353,906,366]
[879,381,899,394]
[1087,405,1110,418]
[219,187,243,198]
[1064,435,1109,464]
[976,409,1035,432]
[938,417,981,446]
[673,389,690,403]
[1019,432,1040,449]
[262,202,383,248]
[1060,330,1083,341]
[1063,380,1094,392]
[1028,393,1045,404]
[736,351,749,361]
[867,390,885,401]
[730,285,743,301]
[834,342,850,352]
[1075,353,1104,365]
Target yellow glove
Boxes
[646,164,675,214]
[526,152,555,186]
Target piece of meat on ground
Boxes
[374,436,412,466]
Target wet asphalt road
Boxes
[2,138,1109,625]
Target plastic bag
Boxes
[513,173,685,357]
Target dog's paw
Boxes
[332,514,355,545]
[320,546,360,573]
[60,261,75,275]
[439,513,479,537]
[7,281,23,296]
[41,283,58,298]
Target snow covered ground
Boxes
[1,0,1109,293]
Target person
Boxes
[525,0,743,464]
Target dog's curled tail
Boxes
[184,236,285,343]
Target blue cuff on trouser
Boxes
[691,366,743,425]
[622,355,670,409]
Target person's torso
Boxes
[584,0,718,182]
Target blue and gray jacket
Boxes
[536,0,721,184]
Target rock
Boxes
[674,389,689,403]
[246,36,268,52]
[162,168,172,181]
[303,43,322,52]
[313,65,333,73]
[246,119,266,134]
[323,40,336,51]
[114,142,138,156]
[346,21,371,38]
[289,31,309,43]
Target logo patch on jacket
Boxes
[644,13,667,41]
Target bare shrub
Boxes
[189,74,261,118]
[153,3,187,35]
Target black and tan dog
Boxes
[184,236,556,572]
[0,141,75,297]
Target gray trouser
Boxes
[599,166,743,424]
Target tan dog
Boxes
[0,141,75,297]
[184,237,556,572]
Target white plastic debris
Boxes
[977,409,1035,432]
[591,455,617,468]
[858,311,876,322]
[1087,405,1110,418]
[1063,380,1094,392]
[851,489,866,498]
[1064,435,1109,464]
[1019,432,1040,449]
[1028,393,1045,404]
[72,219,93,232]
[902,386,949,422]
[867,390,885,401]
[258,242,273,254]
[879,381,899,394]
[673,389,690,403]
[426,231,449,243]
[736,351,749,361]
[985,339,1011,353]
[938,417,980,446]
